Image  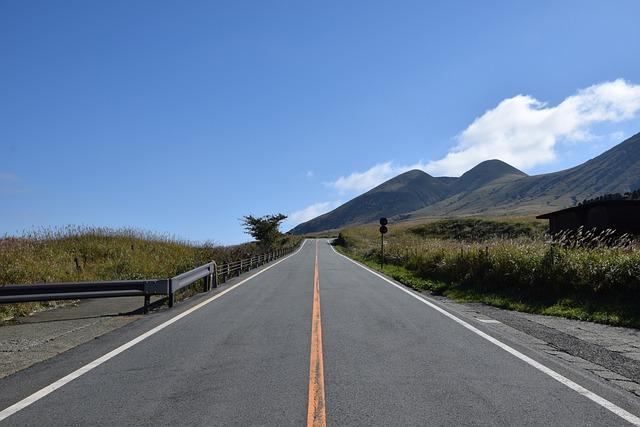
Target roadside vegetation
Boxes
[0,225,300,320]
[409,217,547,241]
[333,217,640,328]
[241,213,289,249]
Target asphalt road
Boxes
[1,239,640,426]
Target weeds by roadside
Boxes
[334,219,640,328]
[0,226,300,320]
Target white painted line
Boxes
[0,240,308,422]
[329,243,640,426]
[476,318,501,324]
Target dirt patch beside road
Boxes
[0,297,151,378]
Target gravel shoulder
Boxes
[427,292,640,398]
[0,296,154,378]
[0,263,271,380]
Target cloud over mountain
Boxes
[327,79,640,193]
[426,79,640,175]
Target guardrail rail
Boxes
[0,244,299,313]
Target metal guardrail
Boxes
[0,245,298,313]
[168,262,215,308]
[215,247,295,284]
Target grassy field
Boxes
[333,217,640,328]
[0,226,300,320]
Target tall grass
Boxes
[409,218,547,241]
[335,219,640,328]
[0,226,300,319]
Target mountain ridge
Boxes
[290,132,640,234]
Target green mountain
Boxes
[290,132,640,234]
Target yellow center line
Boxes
[307,240,327,427]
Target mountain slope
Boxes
[291,132,640,234]
[449,159,527,194]
[290,170,449,234]
[410,132,640,218]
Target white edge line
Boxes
[0,240,308,422]
[329,243,640,426]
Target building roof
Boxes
[536,199,640,219]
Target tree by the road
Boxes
[241,213,287,248]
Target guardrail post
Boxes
[144,295,150,314]
[168,279,175,308]
[212,262,218,288]
[204,273,211,292]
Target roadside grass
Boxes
[409,217,547,241]
[0,226,300,320]
[333,218,640,329]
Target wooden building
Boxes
[537,200,640,235]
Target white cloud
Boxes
[608,130,625,142]
[328,79,640,192]
[330,162,396,193]
[328,161,431,193]
[426,78,640,175]
[286,200,343,227]
[305,170,314,178]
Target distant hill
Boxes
[290,170,449,234]
[410,132,640,218]
[449,159,527,194]
[290,132,640,234]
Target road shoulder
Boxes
[332,243,640,402]
[0,255,285,380]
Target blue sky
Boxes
[1,1,640,244]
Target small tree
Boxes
[241,213,287,248]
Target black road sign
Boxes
[379,217,388,226]
[379,225,388,234]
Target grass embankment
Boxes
[0,226,300,320]
[334,217,640,328]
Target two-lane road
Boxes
[1,239,640,426]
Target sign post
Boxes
[379,217,388,269]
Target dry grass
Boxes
[0,226,300,319]
[335,218,640,328]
